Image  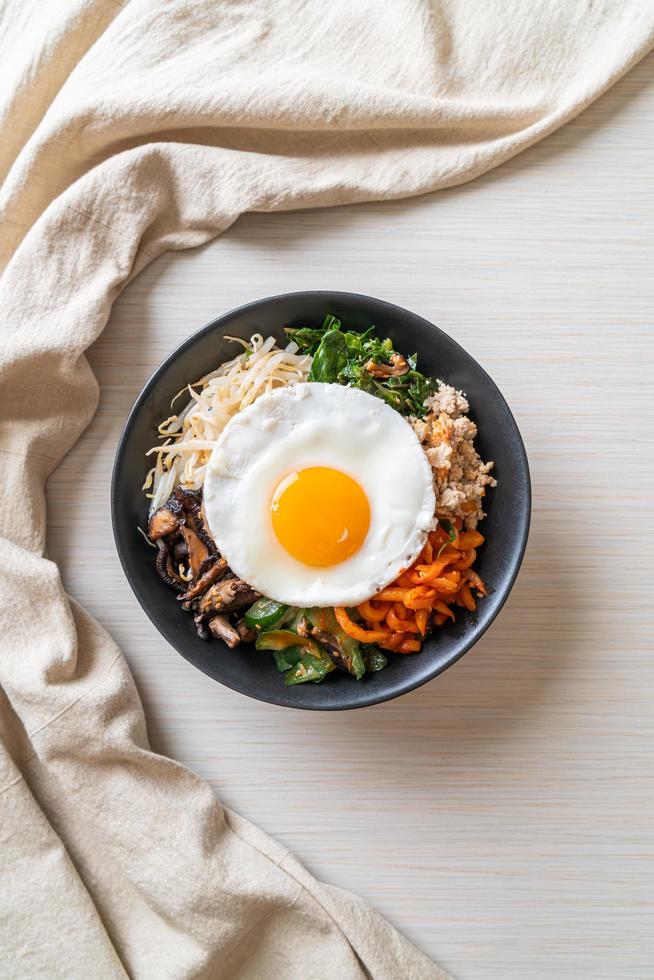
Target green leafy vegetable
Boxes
[273,648,303,672]
[322,314,342,332]
[285,650,336,685]
[285,314,341,353]
[304,607,366,680]
[436,519,457,558]
[362,646,388,672]
[255,629,322,658]
[244,593,391,683]
[244,598,289,629]
[257,628,336,684]
[441,519,456,540]
[308,329,350,383]
[285,313,437,418]
[405,372,438,417]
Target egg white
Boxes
[203,382,435,607]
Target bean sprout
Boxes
[146,334,312,513]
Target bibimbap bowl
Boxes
[111,292,531,710]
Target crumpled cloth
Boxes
[0,2,651,977]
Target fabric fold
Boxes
[1,1,652,976]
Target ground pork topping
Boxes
[411,383,496,530]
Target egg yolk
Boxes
[271,466,371,567]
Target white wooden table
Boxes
[47,54,654,980]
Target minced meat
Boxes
[411,384,496,530]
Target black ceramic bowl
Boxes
[112,291,530,710]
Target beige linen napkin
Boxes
[1,2,652,977]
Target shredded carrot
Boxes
[396,637,421,653]
[453,549,476,571]
[415,608,429,635]
[404,586,437,610]
[376,587,409,602]
[456,530,484,550]
[376,632,405,651]
[353,516,488,657]
[465,570,488,596]
[433,601,456,621]
[414,558,451,581]
[422,575,459,593]
[392,602,409,620]
[334,607,393,644]
[459,584,476,612]
[358,599,389,623]
[387,608,420,632]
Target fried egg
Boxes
[203,382,435,607]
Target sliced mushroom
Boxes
[176,488,218,556]
[235,619,257,643]
[177,557,228,602]
[148,486,217,549]
[154,540,185,592]
[198,578,260,617]
[191,501,218,556]
[193,613,210,641]
[172,486,202,512]
[179,524,209,579]
[148,488,262,642]
[208,615,240,648]
[148,506,180,540]
[365,353,409,378]
[171,537,189,563]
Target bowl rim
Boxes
[111,290,531,710]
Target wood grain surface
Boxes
[47,54,654,980]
